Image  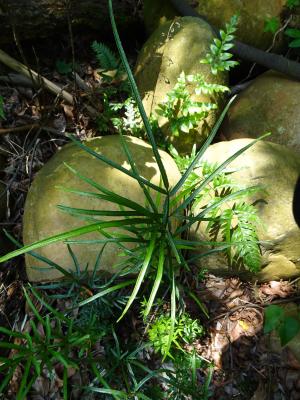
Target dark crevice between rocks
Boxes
[293,176,300,228]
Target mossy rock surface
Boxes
[143,0,286,50]
[191,139,300,282]
[221,72,300,154]
[135,16,227,154]
[23,135,181,282]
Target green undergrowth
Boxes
[0,2,268,398]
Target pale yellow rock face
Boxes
[23,135,181,282]
[135,16,227,155]
[191,139,300,282]
[143,0,286,50]
[195,0,286,50]
[222,72,300,154]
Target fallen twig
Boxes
[0,73,33,87]
[0,49,99,118]
[0,49,74,104]
[0,124,39,135]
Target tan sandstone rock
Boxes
[191,139,300,282]
[221,72,300,154]
[143,0,287,50]
[23,135,181,282]
[135,16,227,154]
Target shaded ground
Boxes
[0,29,300,400]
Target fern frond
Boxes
[187,74,230,95]
[91,41,119,70]
[171,152,262,272]
[231,203,261,272]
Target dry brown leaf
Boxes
[259,281,293,298]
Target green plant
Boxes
[201,15,239,75]
[287,0,300,9]
[155,71,229,138]
[153,15,238,142]
[264,304,300,346]
[92,41,140,134]
[55,59,73,75]
[148,311,203,358]
[0,286,99,399]
[0,0,266,364]
[92,40,119,70]
[0,95,5,120]
[92,40,126,81]
[264,17,280,34]
[162,352,213,400]
[113,97,143,136]
[96,91,124,132]
[83,329,162,399]
[171,149,262,272]
[285,27,300,48]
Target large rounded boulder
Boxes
[221,72,300,154]
[135,16,227,154]
[191,139,300,282]
[143,0,286,50]
[23,135,181,282]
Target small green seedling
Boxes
[264,304,300,346]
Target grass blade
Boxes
[57,205,149,217]
[170,96,236,196]
[119,132,159,213]
[0,218,151,263]
[117,234,157,321]
[143,241,165,317]
[163,269,176,361]
[108,0,169,190]
[78,279,135,307]
[68,135,167,194]
[176,186,260,235]
[173,133,270,214]
[62,162,161,214]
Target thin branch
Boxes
[0,49,74,104]
[0,124,39,135]
[0,49,99,118]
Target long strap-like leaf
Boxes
[176,186,260,235]
[173,132,271,214]
[0,218,151,263]
[117,234,157,321]
[108,0,169,191]
[170,96,236,196]
[68,136,167,195]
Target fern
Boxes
[148,311,203,358]
[188,74,230,95]
[201,15,239,75]
[155,71,228,138]
[172,151,262,272]
[91,40,119,70]
[230,203,261,272]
